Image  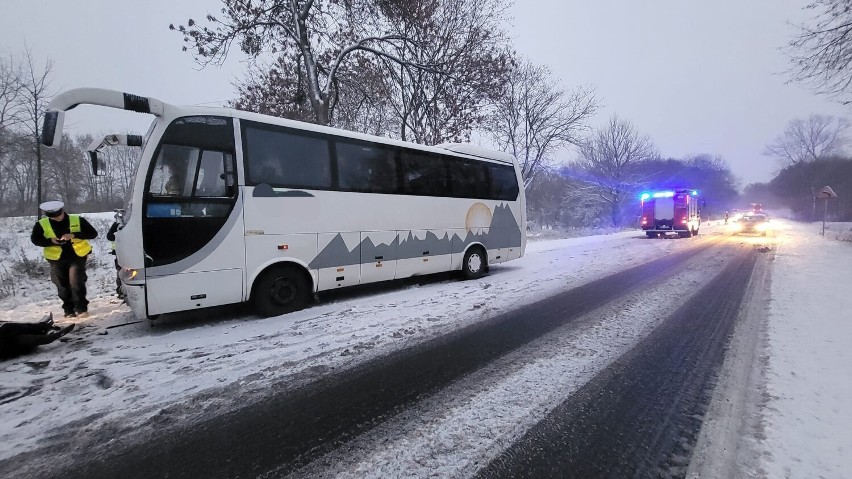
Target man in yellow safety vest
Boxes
[30,201,98,318]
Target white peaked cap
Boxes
[39,200,65,213]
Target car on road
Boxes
[732,213,770,236]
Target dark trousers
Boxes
[49,256,89,314]
[114,257,123,297]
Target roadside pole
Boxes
[818,186,838,236]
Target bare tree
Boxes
[765,114,849,220]
[376,0,513,144]
[764,114,848,166]
[0,53,22,137]
[489,59,598,188]
[42,133,90,209]
[95,140,141,208]
[787,0,852,103]
[231,47,397,135]
[17,48,53,213]
[0,54,24,213]
[173,0,444,125]
[575,115,657,226]
[232,52,332,123]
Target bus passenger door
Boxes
[360,231,397,284]
[142,120,244,315]
[316,232,361,290]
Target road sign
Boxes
[818,185,838,199]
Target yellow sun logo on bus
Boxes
[465,202,492,234]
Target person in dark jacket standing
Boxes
[30,201,98,318]
[106,220,124,299]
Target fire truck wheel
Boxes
[692,228,699,236]
[646,232,658,239]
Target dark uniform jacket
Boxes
[30,215,99,261]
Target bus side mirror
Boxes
[41,110,65,147]
[89,151,108,176]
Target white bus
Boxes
[42,88,526,319]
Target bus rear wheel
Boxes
[253,265,310,317]
[462,246,487,280]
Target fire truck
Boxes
[640,189,701,238]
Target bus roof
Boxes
[44,88,517,166]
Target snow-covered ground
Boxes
[759,222,852,478]
[1,215,851,477]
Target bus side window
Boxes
[336,141,398,194]
[488,164,519,201]
[401,151,448,197]
[244,125,331,190]
[449,160,488,199]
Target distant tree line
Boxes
[1,0,848,229]
[768,158,852,221]
[759,114,852,221]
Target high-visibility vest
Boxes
[39,215,93,260]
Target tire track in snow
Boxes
[478,244,759,478]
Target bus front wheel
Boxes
[462,246,487,280]
[253,265,310,317]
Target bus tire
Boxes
[462,246,487,280]
[253,265,310,317]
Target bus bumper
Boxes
[121,283,148,319]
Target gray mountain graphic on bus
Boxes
[309,203,522,270]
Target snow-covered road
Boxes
[2,218,851,478]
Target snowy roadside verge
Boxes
[758,222,852,478]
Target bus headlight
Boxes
[120,267,145,285]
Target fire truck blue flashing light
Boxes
[641,189,697,201]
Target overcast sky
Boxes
[2,0,848,187]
